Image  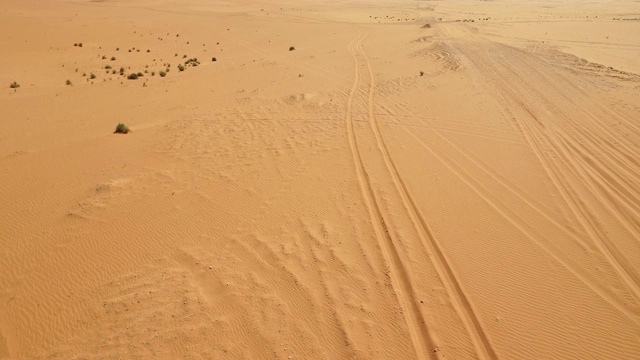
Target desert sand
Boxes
[1,0,640,359]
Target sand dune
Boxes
[1,0,640,359]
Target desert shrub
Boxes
[116,47,120,51]
[127,73,138,80]
[137,72,144,77]
[73,43,78,47]
[79,43,83,47]
[66,80,72,86]
[178,64,185,71]
[289,46,295,51]
[147,49,150,53]
[212,57,217,62]
[105,65,112,69]
[111,56,116,61]
[159,71,167,77]
[151,71,155,76]
[114,123,130,134]
[102,55,107,59]
[420,71,424,76]
[9,81,20,89]
[90,73,96,79]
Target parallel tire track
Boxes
[356,34,499,360]
[345,31,437,360]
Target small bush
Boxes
[420,71,424,76]
[90,73,96,79]
[114,123,130,134]
[147,49,150,53]
[105,65,112,70]
[178,64,185,71]
[73,43,78,47]
[66,80,72,86]
[9,81,20,89]
[289,46,295,51]
[111,56,116,61]
[78,43,83,47]
[159,71,167,77]
[127,73,138,80]
[102,55,107,59]
[212,57,217,62]
[151,71,156,76]
[116,48,119,51]
[137,72,144,77]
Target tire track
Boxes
[353,29,640,323]
[356,35,499,360]
[344,31,437,360]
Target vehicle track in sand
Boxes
[345,31,438,360]
[346,30,500,360]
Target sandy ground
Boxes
[1,0,640,359]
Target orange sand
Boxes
[1,0,640,359]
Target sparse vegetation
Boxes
[185,58,200,67]
[212,57,217,62]
[159,71,167,77]
[289,46,295,51]
[66,79,72,86]
[90,73,96,79]
[102,55,107,59]
[420,71,424,76]
[127,73,138,80]
[178,64,185,71]
[105,65,112,70]
[114,123,130,134]
[137,72,144,77]
[111,56,116,61]
[9,81,20,89]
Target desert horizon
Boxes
[1,0,640,359]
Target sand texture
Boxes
[1,0,640,359]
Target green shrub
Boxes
[114,123,130,134]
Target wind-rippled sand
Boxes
[1,0,639,359]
